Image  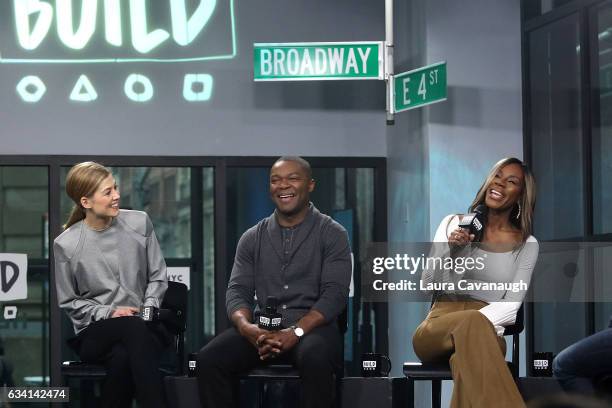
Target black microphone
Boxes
[140,306,160,322]
[458,204,487,242]
[258,296,282,331]
[188,353,198,377]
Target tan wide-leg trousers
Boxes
[412,298,525,408]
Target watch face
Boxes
[294,327,304,337]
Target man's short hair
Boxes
[273,156,313,179]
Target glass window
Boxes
[528,13,587,354]
[60,166,191,258]
[0,167,49,258]
[534,303,586,352]
[529,13,584,240]
[0,166,49,386]
[524,0,576,21]
[532,246,589,353]
[593,5,612,234]
[592,3,612,316]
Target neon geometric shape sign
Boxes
[16,75,46,102]
[183,74,213,101]
[70,74,98,102]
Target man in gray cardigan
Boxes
[197,156,352,408]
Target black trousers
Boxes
[77,316,167,408]
[196,324,342,408]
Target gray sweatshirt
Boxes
[54,210,168,334]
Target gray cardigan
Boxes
[54,210,167,334]
[226,204,351,326]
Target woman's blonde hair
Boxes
[468,157,536,244]
[63,162,112,230]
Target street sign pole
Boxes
[389,74,395,115]
[385,0,394,125]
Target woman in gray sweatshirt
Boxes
[54,162,168,408]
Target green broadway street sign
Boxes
[254,42,384,81]
[393,61,447,113]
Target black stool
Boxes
[241,364,300,407]
[240,306,348,408]
[61,281,188,407]
[403,305,524,408]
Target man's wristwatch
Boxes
[291,325,304,339]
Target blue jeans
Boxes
[553,327,612,393]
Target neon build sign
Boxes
[1,0,237,103]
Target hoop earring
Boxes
[516,203,521,220]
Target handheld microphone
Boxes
[458,204,487,242]
[258,296,282,331]
[188,353,197,377]
[140,306,160,322]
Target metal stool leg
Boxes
[407,378,415,408]
[256,381,265,408]
[432,379,442,408]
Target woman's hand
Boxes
[448,227,475,249]
[111,306,140,318]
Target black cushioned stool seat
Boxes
[403,362,453,380]
[241,364,300,380]
[61,361,108,378]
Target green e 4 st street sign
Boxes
[393,62,447,113]
[253,42,384,81]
